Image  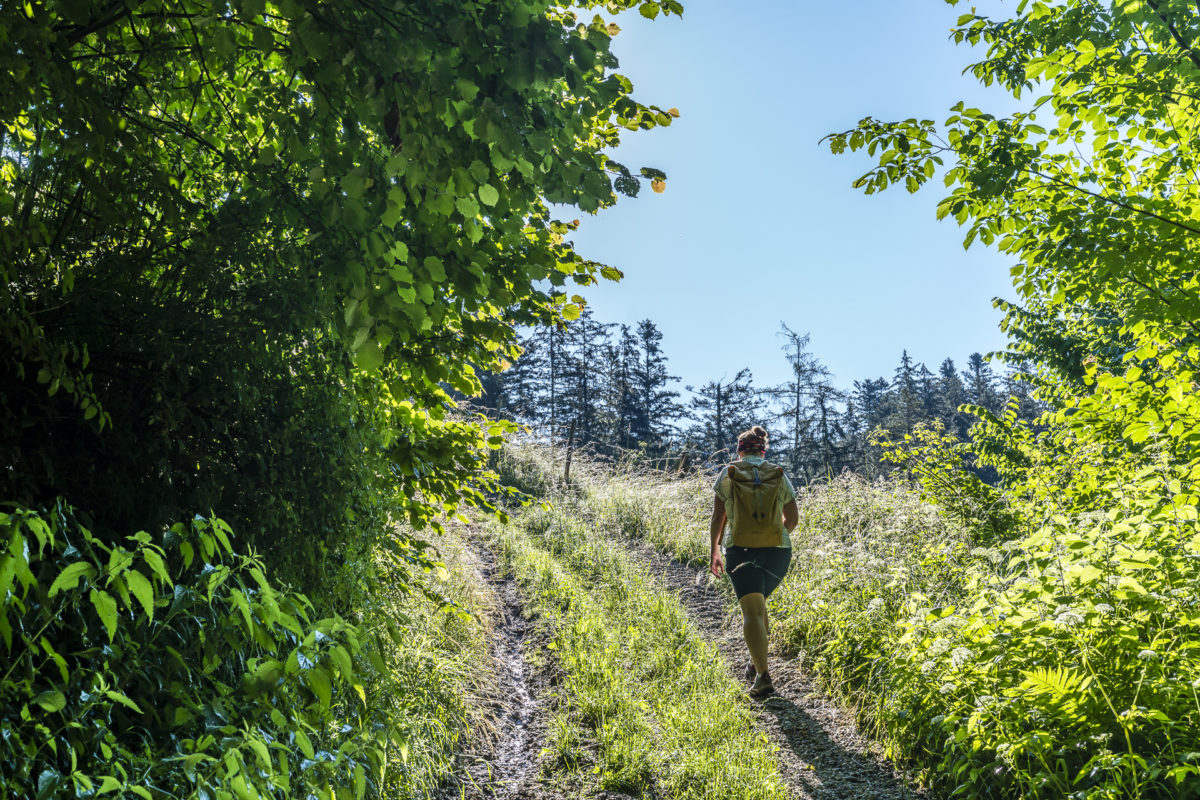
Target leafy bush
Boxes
[0,503,381,800]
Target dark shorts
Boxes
[725,546,792,600]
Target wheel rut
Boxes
[438,539,562,800]
[624,541,926,800]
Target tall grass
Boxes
[485,495,788,799]
[363,526,495,799]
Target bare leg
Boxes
[739,592,769,675]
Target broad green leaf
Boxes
[141,549,170,584]
[96,777,123,796]
[455,195,479,218]
[90,588,119,642]
[49,562,96,597]
[328,644,353,678]
[478,184,499,206]
[304,666,332,708]
[295,728,315,759]
[354,339,384,373]
[104,689,144,714]
[33,690,66,713]
[125,570,154,620]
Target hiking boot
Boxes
[744,661,756,683]
[749,671,774,698]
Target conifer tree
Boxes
[963,352,1001,413]
[630,319,681,452]
[765,325,827,475]
[812,381,847,477]
[685,368,761,462]
[603,324,640,449]
[891,350,922,435]
[937,357,970,438]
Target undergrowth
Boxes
[0,503,491,800]
[500,439,1200,799]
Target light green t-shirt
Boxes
[713,455,796,549]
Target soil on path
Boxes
[626,542,926,800]
[437,541,563,800]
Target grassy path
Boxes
[475,506,789,799]
[622,540,923,800]
[442,492,923,799]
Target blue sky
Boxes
[563,0,1022,392]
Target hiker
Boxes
[709,425,798,698]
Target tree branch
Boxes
[1145,0,1200,73]
[57,3,134,45]
[1028,168,1200,238]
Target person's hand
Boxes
[709,548,724,578]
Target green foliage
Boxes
[884,503,1200,799]
[872,420,1019,543]
[823,2,1200,796]
[0,504,381,800]
[2,1,679,795]
[0,0,674,587]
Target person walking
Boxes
[709,425,798,697]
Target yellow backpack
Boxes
[726,460,785,547]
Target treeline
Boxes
[475,308,1042,479]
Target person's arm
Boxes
[709,494,726,576]
[782,498,798,533]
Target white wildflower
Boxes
[976,695,996,707]
[927,638,951,657]
[951,647,973,668]
[1137,649,1158,661]
[1093,603,1114,615]
[920,660,937,675]
[866,598,885,613]
[939,682,956,695]
[1054,611,1085,628]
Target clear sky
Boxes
[562,0,1022,393]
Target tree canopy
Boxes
[1,0,679,566]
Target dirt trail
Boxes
[626,542,925,800]
[438,542,561,800]
[439,532,921,800]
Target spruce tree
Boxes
[964,352,1001,413]
[685,368,762,462]
[558,307,610,447]
[630,319,681,452]
[603,325,640,450]
[937,357,970,438]
[891,350,921,436]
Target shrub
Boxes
[0,503,381,800]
